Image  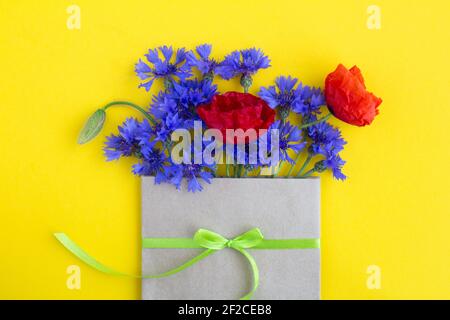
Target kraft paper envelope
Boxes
[141,177,320,300]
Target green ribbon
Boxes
[54,228,320,300]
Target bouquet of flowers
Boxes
[58,47,383,299]
[78,44,382,192]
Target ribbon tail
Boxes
[54,233,215,279]
[234,248,259,300]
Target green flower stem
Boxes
[299,168,316,178]
[226,164,231,177]
[299,113,332,130]
[275,112,332,177]
[296,153,313,177]
[237,164,245,177]
[103,101,156,126]
[272,162,283,178]
[231,164,244,178]
[286,153,302,177]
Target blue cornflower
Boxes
[291,86,325,116]
[168,143,216,192]
[169,163,215,192]
[259,76,298,108]
[314,154,347,180]
[186,44,219,79]
[325,154,346,180]
[307,120,346,156]
[230,135,275,170]
[306,118,347,180]
[150,112,185,145]
[104,118,152,161]
[151,79,217,129]
[135,46,192,91]
[167,142,216,192]
[150,90,177,120]
[132,145,172,183]
[269,120,306,163]
[216,48,270,91]
[258,76,325,119]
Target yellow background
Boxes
[0,0,449,299]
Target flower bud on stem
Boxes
[203,71,214,82]
[299,160,327,178]
[77,101,156,144]
[103,101,156,126]
[278,105,290,121]
[240,74,253,93]
[164,77,173,90]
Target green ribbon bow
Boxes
[193,228,263,300]
[55,228,319,300]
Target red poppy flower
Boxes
[325,64,382,126]
[197,92,275,144]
